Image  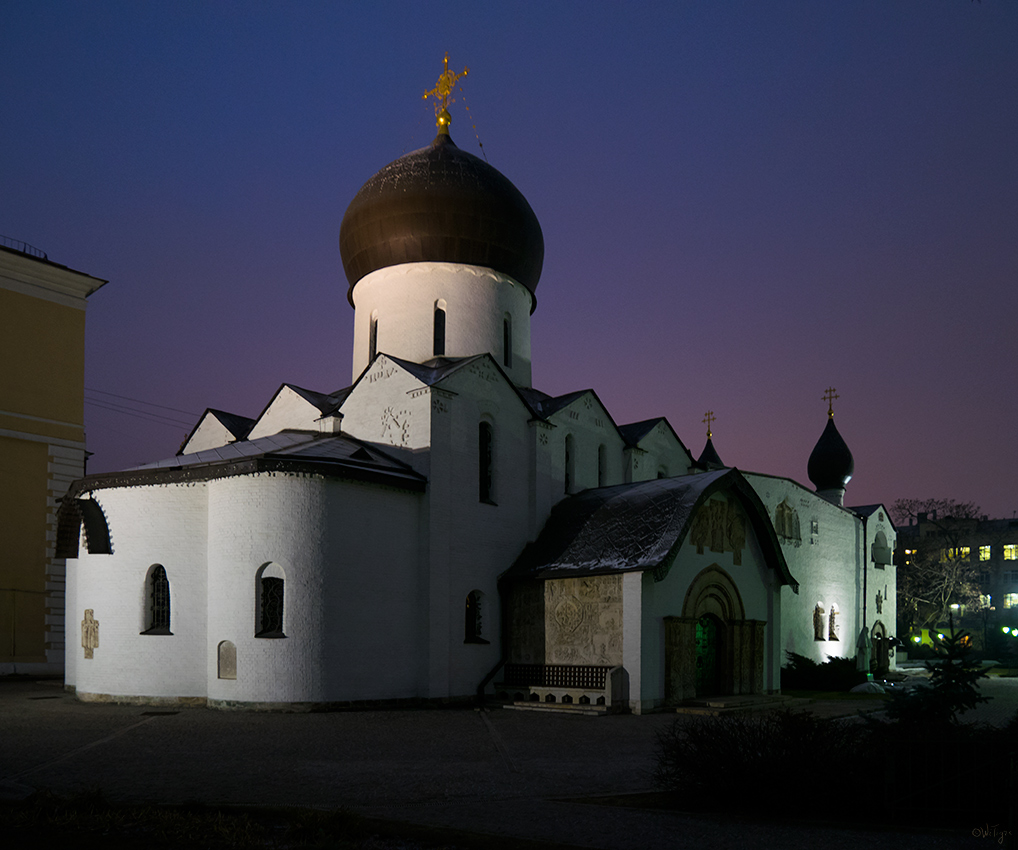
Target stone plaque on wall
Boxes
[544,575,623,665]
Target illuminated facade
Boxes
[58,83,895,710]
[0,241,105,676]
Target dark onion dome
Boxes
[339,131,544,309]
[807,416,854,492]
[697,436,724,468]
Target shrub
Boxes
[654,709,866,812]
[780,651,867,691]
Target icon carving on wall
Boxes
[81,609,99,659]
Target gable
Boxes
[247,385,328,440]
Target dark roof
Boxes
[807,416,854,491]
[208,409,255,440]
[74,431,426,493]
[504,468,797,590]
[696,436,724,468]
[286,383,350,414]
[618,418,663,445]
[340,132,544,307]
[527,389,591,418]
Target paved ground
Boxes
[2,676,1017,849]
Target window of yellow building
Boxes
[1004,593,1018,609]
[979,545,991,561]
[1004,544,1017,561]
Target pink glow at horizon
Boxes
[3,2,1016,518]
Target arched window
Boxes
[465,590,489,643]
[478,421,494,503]
[142,565,171,635]
[368,311,379,363]
[564,434,575,493]
[217,640,237,679]
[597,444,608,487]
[256,563,285,638]
[433,301,446,356]
[502,314,512,368]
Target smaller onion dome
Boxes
[697,437,724,468]
[807,415,854,492]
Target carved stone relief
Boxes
[828,606,839,641]
[81,609,99,659]
[543,576,622,665]
[689,499,746,565]
[467,360,498,383]
[813,604,825,641]
[875,591,883,614]
[380,407,412,446]
[774,499,801,547]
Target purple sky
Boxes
[3,2,1016,519]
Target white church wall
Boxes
[340,356,434,460]
[626,421,694,481]
[205,472,423,705]
[431,361,537,697]
[745,473,862,667]
[248,386,325,441]
[546,394,627,499]
[351,263,534,387]
[181,413,236,454]
[68,485,209,701]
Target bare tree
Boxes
[892,499,984,633]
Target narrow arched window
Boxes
[598,444,608,487]
[256,563,286,638]
[142,565,171,635]
[502,315,512,368]
[465,590,488,643]
[564,434,575,493]
[433,303,446,356]
[369,312,379,363]
[479,421,494,503]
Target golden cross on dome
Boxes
[423,52,469,133]
[702,410,715,439]
[823,387,839,418]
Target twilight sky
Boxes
[3,2,1016,519]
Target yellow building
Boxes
[1,239,105,675]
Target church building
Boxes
[58,63,896,712]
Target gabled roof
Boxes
[504,467,797,590]
[207,409,255,441]
[848,503,897,531]
[281,383,351,415]
[178,408,256,455]
[618,416,694,459]
[617,418,662,445]
[344,352,543,420]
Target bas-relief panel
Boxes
[544,575,623,665]
[688,498,746,566]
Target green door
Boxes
[695,615,720,696]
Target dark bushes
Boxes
[780,651,867,691]
[654,709,867,813]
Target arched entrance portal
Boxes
[665,565,766,703]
